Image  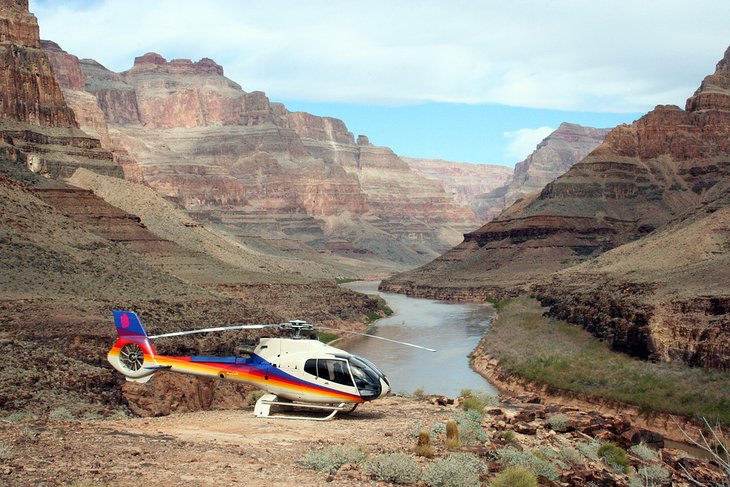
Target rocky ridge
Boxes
[383,46,730,370]
[470,123,610,221]
[41,45,486,267]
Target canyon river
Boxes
[339,281,498,397]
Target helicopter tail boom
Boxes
[107,310,159,383]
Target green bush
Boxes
[453,410,488,443]
[422,452,484,487]
[461,389,499,413]
[575,441,600,461]
[496,430,516,443]
[491,465,538,487]
[302,446,366,472]
[629,443,658,462]
[598,443,630,474]
[496,447,558,481]
[557,447,584,466]
[365,452,420,484]
[545,413,569,432]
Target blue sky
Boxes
[30,0,730,166]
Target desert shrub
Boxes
[558,446,584,466]
[365,452,420,484]
[49,407,74,421]
[4,411,37,422]
[413,387,426,400]
[491,465,538,487]
[496,430,516,443]
[629,443,658,462]
[446,419,461,450]
[546,413,569,432]
[637,464,670,485]
[453,409,488,444]
[598,443,630,474]
[422,452,484,487]
[461,389,499,413]
[302,445,365,472]
[0,442,12,460]
[497,447,558,481]
[576,441,600,461]
[415,429,435,458]
[244,390,266,407]
[430,422,446,437]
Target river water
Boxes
[338,281,498,397]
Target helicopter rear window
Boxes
[303,358,353,387]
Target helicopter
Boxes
[107,310,435,420]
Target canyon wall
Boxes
[42,45,489,265]
[0,1,120,179]
[383,46,730,370]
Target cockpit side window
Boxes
[305,358,354,387]
[304,358,317,376]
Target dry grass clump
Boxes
[445,419,461,450]
[414,429,435,458]
[490,465,537,487]
[301,445,365,472]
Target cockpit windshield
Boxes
[348,355,383,399]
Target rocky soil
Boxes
[0,395,726,486]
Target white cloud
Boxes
[504,127,556,162]
[29,0,730,112]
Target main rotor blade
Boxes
[319,327,436,352]
[148,324,273,339]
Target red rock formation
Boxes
[58,48,476,262]
[384,45,730,369]
[470,123,610,222]
[0,1,77,127]
[0,2,121,179]
[402,156,513,207]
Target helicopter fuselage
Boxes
[108,332,391,404]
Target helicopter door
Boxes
[303,359,354,387]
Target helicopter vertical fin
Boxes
[108,310,159,382]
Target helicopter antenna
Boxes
[318,326,436,352]
[148,324,273,339]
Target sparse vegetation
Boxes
[598,443,630,474]
[482,297,730,424]
[422,452,483,487]
[629,443,658,462]
[634,464,670,486]
[365,452,421,484]
[301,445,366,472]
[49,407,74,421]
[453,409,488,444]
[545,413,569,432]
[244,389,266,407]
[460,388,499,413]
[491,465,538,487]
[445,419,461,450]
[496,430,516,443]
[414,429,435,458]
[485,296,509,312]
[0,442,13,460]
[557,446,584,466]
[496,447,559,481]
[575,441,600,461]
[413,387,426,400]
[315,330,339,343]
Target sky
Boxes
[30,0,730,166]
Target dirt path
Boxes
[0,397,454,486]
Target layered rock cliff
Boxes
[470,123,610,221]
[384,46,730,370]
[43,46,484,265]
[0,1,119,179]
[401,156,513,208]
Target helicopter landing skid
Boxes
[253,393,354,421]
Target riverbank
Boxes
[471,296,730,442]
